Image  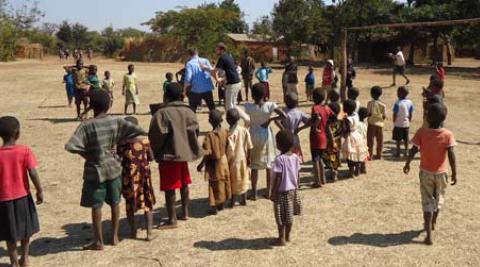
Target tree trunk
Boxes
[442,34,453,65]
[407,41,415,66]
[432,33,439,62]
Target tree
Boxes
[218,0,248,33]
[102,26,123,57]
[251,16,274,38]
[56,21,72,47]
[71,23,89,48]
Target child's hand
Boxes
[403,164,410,174]
[36,191,44,205]
[451,173,457,186]
[197,164,203,172]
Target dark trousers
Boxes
[189,91,215,112]
[367,124,384,158]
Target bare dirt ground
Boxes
[0,57,479,267]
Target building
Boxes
[226,33,288,62]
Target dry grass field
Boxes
[0,57,479,267]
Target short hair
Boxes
[188,48,198,56]
[284,92,298,109]
[347,87,360,100]
[276,130,294,152]
[76,58,83,66]
[124,116,138,125]
[312,89,326,104]
[358,107,369,122]
[397,86,409,98]
[343,99,357,115]
[328,102,341,116]
[216,42,227,51]
[209,109,223,124]
[166,72,173,79]
[427,103,447,128]
[165,82,183,101]
[226,108,240,124]
[328,89,340,102]
[90,89,111,112]
[0,116,20,141]
[431,79,444,89]
[370,86,383,100]
[104,70,110,76]
[128,64,134,70]
[251,83,266,99]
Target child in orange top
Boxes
[404,103,457,245]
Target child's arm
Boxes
[274,119,285,131]
[28,168,44,204]
[403,146,419,174]
[393,112,397,124]
[122,76,126,96]
[197,157,206,172]
[270,173,281,202]
[448,147,457,185]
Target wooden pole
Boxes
[347,17,480,31]
[340,29,347,102]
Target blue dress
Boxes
[64,73,75,98]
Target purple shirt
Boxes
[272,153,301,192]
[281,108,310,135]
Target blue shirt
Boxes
[184,56,214,93]
[255,67,272,82]
[305,72,315,85]
[64,73,74,85]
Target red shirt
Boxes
[0,145,38,201]
[412,128,456,173]
[310,105,334,149]
[322,67,334,86]
[435,67,445,81]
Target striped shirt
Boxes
[65,115,145,182]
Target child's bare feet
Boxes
[157,221,178,230]
[111,235,119,246]
[177,215,189,221]
[146,232,157,242]
[424,237,433,245]
[83,242,104,251]
[19,257,29,267]
[271,238,287,246]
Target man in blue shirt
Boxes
[184,48,216,112]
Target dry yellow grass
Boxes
[0,57,479,267]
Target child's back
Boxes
[0,145,37,201]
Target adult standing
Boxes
[214,43,242,110]
[184,48,216,112]
[390,47,410,86]
[240,49,256,102]
[285,59,299,96]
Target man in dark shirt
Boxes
[214,43,242,110]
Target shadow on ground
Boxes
[28,117,79,124]
[328,230,423,247]
[193,237,275,251]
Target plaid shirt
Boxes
[65,115,145,182]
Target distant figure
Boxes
[304,66,315,101]
[148,49,154,62]
[163,72,173,103]
[183,48,215,112]
[392,86,414,158]
[240,49,256,102]
[213,43,242,110]
[87,48,93,60]
[63,68,75,107]
[122,64,140,115]
[346,59,356,89]
[64,48,70,60]
[255,61,273,101]
[64,58,90,119]
[366,86,386,160]
[390,47,410,86]
[101,70,115,107]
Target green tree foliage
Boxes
[102,26,124,57]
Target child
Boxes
[149,83,202,228]
[87,65,100,90]
[123,64,140,115]
[310,89,334,187]
[357,107,369,174]
[63,68,75,107]
[197,110,231,214]
[342,100,369,177]
[366,86,386,160]
[277,92,310,162]
[393,86,414,157]
[323,102,343,181]
[117,116,156,241]
[346,59,356,89]
[270,130,301,246]
[404,103,457,245]
[322,59,336,93]
[65,90,145,250]
[101,71,115,107]
[226,108,253,207]
[0,116,43,267]
[304,66,315,101]
[255,62,273,101]
[347,87,361,113]
[434,62,445,81]
[242,83,285,200]
[163,72,173,103]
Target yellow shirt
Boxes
[367,100,386,127]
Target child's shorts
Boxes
[419,170,448,213]
[81,177,122,209]
[311,149,325,162]
[393,127,409,142]
[159,161,192,191]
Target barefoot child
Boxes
[65,90,145,250]
[63,68,75,107]
[393,86,414,157]
[357,107,369,174]
[117,116,156,241]
[342,100,369,177]
[347,87,361,113]
[163,72,173,103]
[226,108,253,207]
[367,86,386,159]
[270,130,301,246]
[323,102,343,181]
[197,110,231,214]
[404,103,457,245]
[0,116,43,267]
[255,61,273,100]
[304,66,315,101]
[242,83,285,200]
[123,64,140,115]
[102,71,115,107]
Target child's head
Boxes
[251,83,266,102]
[326,59,334,68]
[0,116,20,143]
[328,102,341,116]
[128,64,135,73]
[104,70,111,79]
[370,86,382,100]
[261,61,266,68]
[276,130,294,154]
[397,86,409,100]
[431,79,444,90]
[166,72,173,81]
[124,116,138,126]
[312,89,326,105]
[90,89,111,114]
[208,109,223,128]
[358,107,369,122]
[284,92,299,109]
[427,103,447,129]
[226,108,240,127]
[328,89,340,103]
[308,65,314,72]
[88,65,97,75]
[343,99,357,116]
[347,87,360,101]
[165,82,184,102]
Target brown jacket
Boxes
[148,101,202,162]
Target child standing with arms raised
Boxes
[393,86,414,157]
[270,130,301,246]
[367,86,386,159]
[404,103,457,245]
[255,62,273,101]
[0,116,43,267]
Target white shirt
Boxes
[395,51,406,66]
[393,99,414,128]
